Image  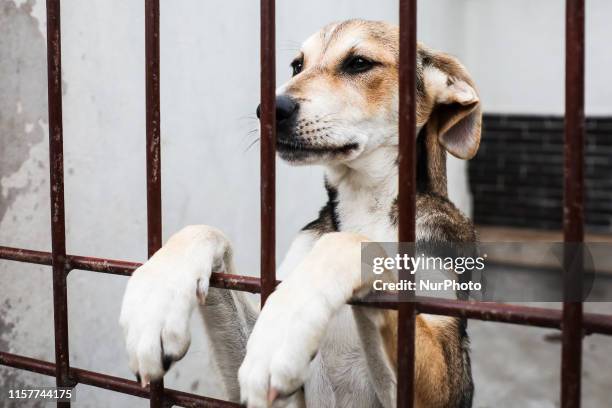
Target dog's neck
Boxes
[324,131,448,240]
[325,146,400,241]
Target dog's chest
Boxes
[302,181,410,405]
[335,185,397,241]
[309,187,396,406]
[306,307,382,408]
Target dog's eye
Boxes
[291,58,304,76]
[343,56,375,74]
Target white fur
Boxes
[119,225,231,385]
[239,233,365,407]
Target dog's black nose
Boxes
[256,95,299,122]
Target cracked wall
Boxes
[0,2,52,406]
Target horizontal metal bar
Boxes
[0,350,56,377]
[0,246,262,292]
[1,245,611,334]
[0,246,52,265]
[0,352,241,408]
[416,299,609,334]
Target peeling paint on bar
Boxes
[144,0,165,406]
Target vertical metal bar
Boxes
[397,0,417,407]
[562,0,585,407]
[145,0,165,406]
[259,0,276,306]
[145,0,162,257]
[45,1,71,407]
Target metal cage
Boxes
[1,1,611,407]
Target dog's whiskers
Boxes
[241,128,259,140]
[245,137,261,152]
[237,114,259,122]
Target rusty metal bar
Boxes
[0,246,52,265]
[0,352,242,408]
[0,0,604,406]
[45,1,72,407]
[145,0,162,258]
[0,350,57,377]
[562,0,585,407]
[75,369,241,408]
[3,245,612,334]
[145,0,165,406]
[416,299,610,334]
[67,255,141,275]
[397,0,418,406]
[0,246,264,291]
[259,0,276,306]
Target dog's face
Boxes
[259,20,481,166]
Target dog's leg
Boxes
[119,225,237,386]
[120,225,320,401]
[353,236,475,407]
[238,232,372,408]
[351,307,398,408]
[238,231,472,408]
[199,289,258,400]
[352,307,470,408]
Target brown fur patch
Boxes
[379,311,472,408]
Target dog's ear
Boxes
[424,53,482,160]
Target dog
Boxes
[119,19,481,408]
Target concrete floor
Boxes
[470,302,612,408]
[468,264,612,407]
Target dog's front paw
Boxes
[238,285,331,407]
[119,261,198,385]
[119,225,232,386]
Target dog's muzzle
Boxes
[255,94,299,130]
[256,95,303,158]
[256,95,359,163]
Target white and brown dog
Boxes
[119,19,481,408]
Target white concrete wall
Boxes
[459,0,612,115]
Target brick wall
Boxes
[469,114,612,233]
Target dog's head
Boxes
[257,19,481,168]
